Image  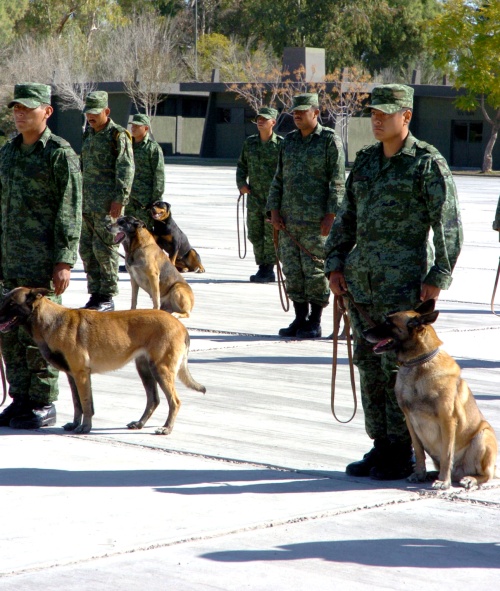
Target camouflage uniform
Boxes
[267,121,345,307]
[0,89,82,410]
[236,128,283,266]
[325,133,463,444]
[125,115,165,230]
[493,195,500,239]
[80,109,134,298]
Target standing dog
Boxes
[108,216,194,318]
[150,201,205,273]
[0,287,206,435]
[363,299,498,490]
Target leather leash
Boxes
[330,291,377,424]
[491,256,500,317]
[273,227,290,312]
[237,193,247,259]
[0,349,6,407]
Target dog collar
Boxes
[400,348,440,368]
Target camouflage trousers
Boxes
[125,200,154,232]
[278,222,330,306]
[347,301,411,443]
[80,212,120,297]
[0,278,61,406]
[246,199,275,266]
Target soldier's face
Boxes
[293,107,318,134]
[131,123,148,142]
[12,103,52,134]
[371,109,411,142]
[86,108,110,132]
[256,116,275,133]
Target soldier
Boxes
[80,91,135,311]
[492,195,500,236]
[236,106,283,283]
[268,93,345,338]
[126,113,165,230]
[0,83,82,429]
[325,84,463,480]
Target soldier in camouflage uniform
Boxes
[125,113,165,230]
[325,84,463,480]
[268,93,345,338]
[80,91,135,311]
[236,107,283,282]
[0,83,82,429]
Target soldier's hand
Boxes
[239,185,251,195]
[53,263,71,296]
[329,271,347,295]
[321,213,335,236]
[270,209,285,230]
[109,201,123,220]
[420,283,441,302]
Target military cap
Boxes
[256,106,278,120]
[8,83,51,108]
[290,93,319,111]
[365,84,414,114]
[131,114,151,126]
[83,91,109,114]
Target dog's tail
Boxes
[178,333,206,394]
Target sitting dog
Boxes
[149,201,205,273]
[363,299,498,490]
[0,287,206,435]
[108,216,194,318]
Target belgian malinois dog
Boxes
[363,299,498,490]
[149,201,205,273]
[0,287,206,435]
[107,216,194,318]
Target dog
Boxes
[107,216,194,318]
[0,287,206,435]
[149,201,205,273]
[363,299,498,490]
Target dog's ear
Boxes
[26,288,50,305]
[164,202,171,212]
[415,299,436,314]
[419,310,439,325]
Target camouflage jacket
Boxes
[130,134,165,209]
[493,195,500,240]
[266,124,345,223]
[81,118,135,214]
[324,133,463,305]
[0,127,82,282]
[236,132,283,204]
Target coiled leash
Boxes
[491,256,500,317]
[236,193,247,259]
[330,291,376,424]
[0,348,6,407]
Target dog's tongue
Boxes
[373,338,392,352]
[114,232,125,244]
[0,317,16,333]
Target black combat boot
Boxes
[250,264,275,283]
[279,301,309,337]
[346,438,390,477]
[369,437,414,481]
[296,302,323,339]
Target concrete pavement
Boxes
[0,167,499,590]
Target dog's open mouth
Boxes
[113,231,126,244]
[372,338,395,354]
[0,316,18,333]
[151,211,163,220]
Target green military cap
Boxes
[83,91,109,114]
[290,93,319,111]
[132,114,151,126]
[8,83,51,108]
[257,106,278,120]
[366,84,414,114]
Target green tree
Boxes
[429,0,500,172]
[0,0,29,45]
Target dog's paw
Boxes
[127,421,143,430]
[154,426,173,435]
[62,421,79,431]
[459,476,478,490]
[431,479,451,490]
[407,471,426,483]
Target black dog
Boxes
[149,201,205,273]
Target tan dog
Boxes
[363,299,498,490]
[0,287,206,435]
[108,216,194,318]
